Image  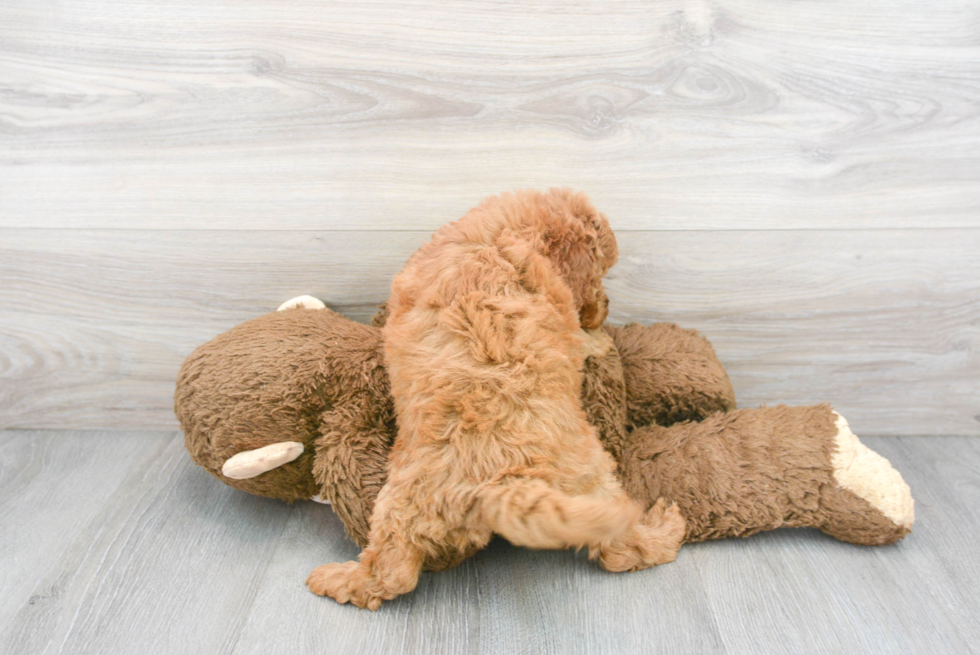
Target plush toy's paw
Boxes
[831,412,914,531]
[307,562,384,611]
[277,295,326,311]
[580,327,615,360]
[592,498,686,572]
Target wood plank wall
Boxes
[1,0,978,435]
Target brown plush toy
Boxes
[176,296,914,551]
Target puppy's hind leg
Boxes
[557,432,686,572]
[590,497,686,572]
[478,475,685,571]
[478,476,643,550]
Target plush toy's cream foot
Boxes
[221,442,305,480]
[831,412,914,530]
[277,295,326,311]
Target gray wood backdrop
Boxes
[1,0,978,435]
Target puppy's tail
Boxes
[477,477,641,550]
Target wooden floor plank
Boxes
[0,432,294,655]
[2,229,977,434]
[0,431,161,637]
[0,432,977,654]
[230,502,481,655]
[867,437,980,646]
[472,541,725,655]
[1,1,978,231]
[232,518,726,655]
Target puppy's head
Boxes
[539,188,618,329]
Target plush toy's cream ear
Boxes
[221,442,305,480]
[277,295,326,311]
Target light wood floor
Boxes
[1,430,977,655]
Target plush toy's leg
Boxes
[607,323,736,430]
[277,295,326,311]
[620,404,914,546]
[312,396,397,548]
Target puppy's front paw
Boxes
[306,561,383,610]
[307,561,359,603]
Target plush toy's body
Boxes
[176,301,913,554]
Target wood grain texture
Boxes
[0,0,978,433]
[607,229,980,437]
[1,0,978,230]
[0,431,158,632]
[2,228,977,434]
[1,431,978,654]
[0,432,297,655]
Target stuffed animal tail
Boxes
[477,477,641,550]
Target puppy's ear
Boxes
[371,302,389,327]
[589,212,619,273]
[544,188,618,274]
[578,285,609,330]
[544,222,608,329]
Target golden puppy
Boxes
[307,188,685,609]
